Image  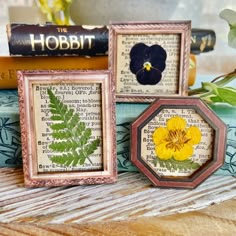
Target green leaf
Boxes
[50,122,67,130]
[49,140,78,152]
[217,87,236,105]
[85,138,100,156]
[210,95,224,103]
[52,130,72,139]
[64,108,74,121]
[74,122,86,136]
[219,9,236,25]
[47,88,100,167]
[51,115,63,121]
[79,128,92,146]
[228,27,236,49]
[219,9,236,49]
[155,157,200,172]
[152,158,158,166]
[214,72,236,87]
[50,153,75,166]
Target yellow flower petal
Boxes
[153,127,168,145]
[155,143,173,160]
[186,126,201,145]
[167,116,186,131]
[173,144,193,161]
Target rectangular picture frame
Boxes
[109,21,191,103]
[18,70,117,187]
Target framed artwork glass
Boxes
[18,70,117,187]
[109,21,191,102]
[131,97,227,188]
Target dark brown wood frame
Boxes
[131,97,227,189]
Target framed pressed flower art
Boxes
[131,97,227,189]
[17,70,117,187]
[109,21,191,102]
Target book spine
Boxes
[7,24,215,56]
[7,24,108,56]
[191,28,216,55]
[0,90,21,168]
[0,56,108,89]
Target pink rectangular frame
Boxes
[109,21,191,103]
[18,70,117,187]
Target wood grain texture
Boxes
[0,199,236,235]
[0,167,236,227]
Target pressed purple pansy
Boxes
[129,43,167,85]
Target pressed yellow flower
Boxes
[37,0,73,25]
[152,116,201,161]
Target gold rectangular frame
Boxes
[18,70,117,187]
[109,21,191,103]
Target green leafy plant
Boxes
[189,69,236,105]
[220,9,236,49]
[47,88,100,167]
[153,157,200,172]
[189,9,236,105]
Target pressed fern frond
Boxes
[50,122,67,130]
[51,130,73,139]
[47,88,100,167]
[49,140,78,152]
[153,157,200,172]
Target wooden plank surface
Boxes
[0,167,236,226]
[1,199,236,236]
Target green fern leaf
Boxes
[78,128,92,146]
[75,122,86,134]
[49,140,78,152]
[52,130,72,139]
[69,114,80,127]
[50,151,85,167]
[50,153,75,166]
[86,138,100,156]
[64,108,74,121]
[47,88,100,167]
[49,104,56,109]
[78,139,100,165]
[155,156,200,172]
[51,115,63,121]
[50,122,67,130]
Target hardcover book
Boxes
[0,90,21,167]
[0,89,235,176]
[0,56,108,89]
[191,28,216,54]
[7,24,108,56]
[6,23,215,56]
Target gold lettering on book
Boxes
[56,27,68,33]
[29,34,96,51]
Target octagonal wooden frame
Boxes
[131,97,227,189]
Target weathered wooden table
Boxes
[0,168,236,235]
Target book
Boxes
[191,28,216,54]
[0,88,235,176]
[6,23,215,56]
[0,56,108,89]
[7,24,108,56]
[0,89,21,167]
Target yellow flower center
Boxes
[143,62,152,71]
[165,129,190,152]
